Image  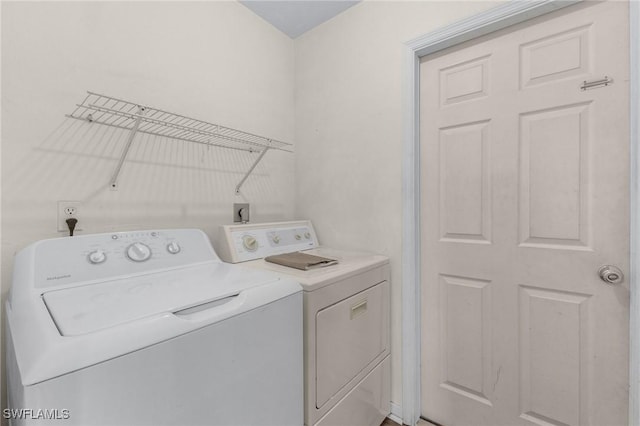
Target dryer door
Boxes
[316,280,389,408]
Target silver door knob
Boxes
[598,265,624,285]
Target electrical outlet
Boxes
[233,203,250,223]
[58,201,82,232]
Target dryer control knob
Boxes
[242,235,258,252]
[87,250,107,264]
[126,242,152,262]
[272,235,280,244]
[304,232,311,239]
[167,241,181,254]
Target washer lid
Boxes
[42,262,273,336]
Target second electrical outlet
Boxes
[234,203,250,223]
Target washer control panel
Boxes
[218,221,319,263]
[34,229,215,288]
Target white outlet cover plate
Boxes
[57,201,82,233]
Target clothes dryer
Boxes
[217,221,390,426]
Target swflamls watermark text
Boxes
[3,408,70,420]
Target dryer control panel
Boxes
[217,221,319,263]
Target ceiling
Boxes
[239,1,361,39]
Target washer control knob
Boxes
[242,235,258,252]
[87,250,107,264]
[295,234,301,240]
[126,242,152,262]
[304,232,311,239]
[272,235,280,244]
[166,241,181,254]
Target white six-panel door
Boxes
[420,2,630,425]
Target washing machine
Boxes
[6,229,303,426]
[217,221,390,426]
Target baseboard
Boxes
[388,401,403,424]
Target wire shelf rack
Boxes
[66,91,292,192]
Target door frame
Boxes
[401,1,640,425]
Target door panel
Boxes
[519,102,591,248]
[439,120,491,243]
[518,286,591,426]
[420,2,629,425]
[439,275,493,406]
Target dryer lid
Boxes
[42,262,276,336]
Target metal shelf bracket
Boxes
[110,106,146,189]
[235,146,270,195]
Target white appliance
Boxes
[6,229,303,426]
[217,221,390,426]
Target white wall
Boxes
[1,1,294,417]
[294,0,502,409]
